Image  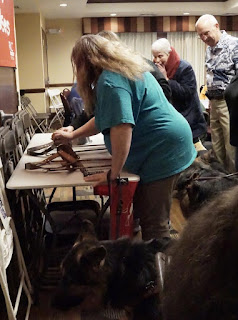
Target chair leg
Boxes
[48,114,61,130]
[48,188,57,203]
[73,187,76,202]
[0,267,16,320]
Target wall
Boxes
[14,16,82,112]
[15,13,46,112]
[0,67,18,114]
[46,19,82,85]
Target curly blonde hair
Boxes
[71,34,152,114]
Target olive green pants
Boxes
[133,174,179,240]
[210,99,235,172]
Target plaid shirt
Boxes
[205,30,238,91]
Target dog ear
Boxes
[80,245,107,269]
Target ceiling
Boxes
[13,0,238,19]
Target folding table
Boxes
[6,133,140,240]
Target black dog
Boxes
[175,151,238,219]
[162,185,238,320]
[52,220,169,319]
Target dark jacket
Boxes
[68,83,80,103]
[224,74,238,146]
[146,59,172,102]
[67,84,91,129]
[169,60,207,139]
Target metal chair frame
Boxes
[5,117,28,156]
[15,110,34,143]
[20,96,50,133]
[0,158,33,320]
[48,89,65,129]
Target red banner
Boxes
[0,0,16,67]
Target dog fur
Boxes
[52,220,169,319]
[162,185,238,320]
[175,150,238,219]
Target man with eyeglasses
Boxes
[195,14,238,172]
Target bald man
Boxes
[196,14,238,172]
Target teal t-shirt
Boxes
[95,70,197,183]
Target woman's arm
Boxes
[52,117,99,145]
[110,123,132,180]
[84,123,132,185]
[72,117,99,138]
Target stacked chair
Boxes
[0,110,14,127]
[0,106,105,316]
[0,158,33,320]
[0,118,33,320]
[47,89,65,129]
[6,116,27,158]
[15,110,34,145]
[0,110,52,319]
[20,95,50,133]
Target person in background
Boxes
[60,84,92,135]
[195,14,238,172]
[151,38,207,153]
[98,30,172,102]
[199,84,207,100]
[224,74,238,171]
[199,84,210,110]
[52,34,197,241]
[199,85,211,144]
[67,83,79,102]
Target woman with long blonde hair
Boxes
[72,34,152,114]
[53,34,196,241]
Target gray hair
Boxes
[195,14,219,29]
[151,38,172,55]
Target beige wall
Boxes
[14,16,82,113]
[15,13,46,112]
[46,19,82,85]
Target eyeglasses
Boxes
[197,31,210,40]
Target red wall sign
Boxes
[0,0,16,67]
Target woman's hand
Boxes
[52,129,74,145]
[84,171,109,187]
[61,126,74,133]
[156,63,168,80]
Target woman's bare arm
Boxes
[84,123,132,185]
[52,117,99,145]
